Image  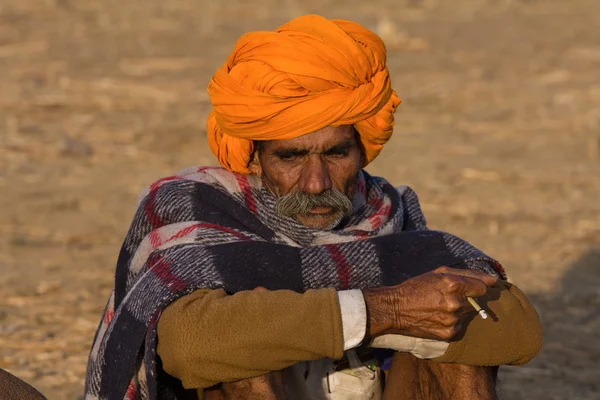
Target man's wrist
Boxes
[362,287,395,338]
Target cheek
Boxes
[329,156,362,193]
[263,164,302,196]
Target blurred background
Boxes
[0,0,599,398]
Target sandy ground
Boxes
[1,0,599,398]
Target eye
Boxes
[325,150,349,159]
[278,154,299,162]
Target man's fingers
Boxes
[434,266,498,287]
[455,276,490,298]
[252,286,269,292]
[439,274,489,298]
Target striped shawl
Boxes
[84,166,504,400]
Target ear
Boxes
[247,146,262,177]
[352,126,366,167]
[359,147,366,167]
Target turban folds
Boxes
[206,14,401,174]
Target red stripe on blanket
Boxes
[204,223,252,241]
[144,176,180,229]
[367,197,391,229]
[125,382,137,400]
[352,230,370,239]
[370,204,391,229]
[366,196,382,227]
[144,190,162,230]
[149,229,162,249]
[149,176,180,191]
[491,261,507,279]
[356,175,367,198]
[235,174,257,214]
[325,244,350,290]
[167,224,202,241]
[166,223,251,242]
[103,307,114,325]
[148,254,188,293]
[149,223,251,254]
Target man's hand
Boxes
[363,266,498,341]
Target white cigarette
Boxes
[467,297,488,320]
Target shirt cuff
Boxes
[337,290,367,350]
[369,334,449,359]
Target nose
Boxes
[298,156,332,195]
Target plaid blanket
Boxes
[84,166,504,400]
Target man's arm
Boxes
[363,267,542,366]
[157,288,346,389]
[157,267,541,390]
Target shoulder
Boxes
[365,172,423,214]
[396,185,422,209]
[366,172,428,231]
[396,185,427,231]
[362,172,419,202]
[135,166,253,206]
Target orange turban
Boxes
[206,14,401,174]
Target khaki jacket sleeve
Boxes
[156,288,345,390]
[433,281,543,366]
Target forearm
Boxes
[156,288,345,389]
[363,286,450,359]
[362,286,395,337]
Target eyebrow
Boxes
[272,148,310,159]
[323,140,353,154]
[271,139,355,159]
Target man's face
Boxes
[249,126,363,230]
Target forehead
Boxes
[260,126,357,151]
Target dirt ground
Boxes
[1,0,599,398]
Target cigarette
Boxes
[467,297,488,320]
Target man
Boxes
[85,15,542,400]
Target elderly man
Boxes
[85,15,541,400]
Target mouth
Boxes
[306,206,335,216]
[297,207,345,230]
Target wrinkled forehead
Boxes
[255,125,359,153]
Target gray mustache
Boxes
[275,189,353,219]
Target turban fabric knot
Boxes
[206,14,401,174]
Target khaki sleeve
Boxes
[433,281,543,366]
[156,288,345,390]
